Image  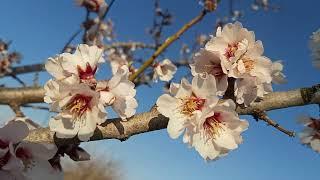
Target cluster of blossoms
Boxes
[0,39,21,76]
[310,28,320,69]
[75,0,115,47]
[76,0,107,13]
[298,116,320,153]
[157,22,285,160]
[45,44,138,141]
[0,120,61,180]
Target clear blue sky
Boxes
[0,0,319,179]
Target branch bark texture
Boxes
[5,84,317,146]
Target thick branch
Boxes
[20,84,320,145]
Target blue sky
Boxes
[0,0,319,179]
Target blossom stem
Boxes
[129,9,210,81]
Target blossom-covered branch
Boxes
[19,83,320,145]
[0,42,155,78]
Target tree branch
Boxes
[129,10,209,81]
[19,83,320,145]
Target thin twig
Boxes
[129,10,209,81]
[61,29,82,53]
[10,73,26,87]
[252,109,295,137]
[22,104,49,111]
[9,103,24,117]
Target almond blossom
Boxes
[96,66,138,119]
[190,100,248,160]
[45,44,104,85]
[15,142,61,180]
[205,22,255,71]
[75,0,107,12]
[190,49,228,96]
[195,22,281,106]
[47,81,107,141]
[156,75,218,139]
[0,121,28,179]
[152,59,177,82]
[107,49,130,75]
[310,28,320,69]
[0,121,61,180]
[271,61,286,84]
[297,116,320,153]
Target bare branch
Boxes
[252,109,295,137]
[129,10,210,81]
[22,84,320,145]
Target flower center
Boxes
[65,94,92,119]
[0,139,8,149]
[242,57,255,72]
[83,0,101,12]
[203,112,224,139]
[224,43,239,59]
[77,62,97,81]
[205,64,224,78]
[181,96,206,116]
[16,147,32,160]
[0,151,10,169]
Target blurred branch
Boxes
[22,84,320,145]
[0,42,155,78]
[61,29,82,53]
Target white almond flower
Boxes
[153,59,177,82]
[190,99,248,161]
[205,22,255,71]
[228,42,273,84]
[0,121,28,179]
[271,61,286,84]
[310,28,320,69]
[96,66,138,119]
[45,44,104,83]
[48,82,106,141]
[15,142,62,180]
[190,49,228,95]
[156,75,218,139]
[297,116,320,153]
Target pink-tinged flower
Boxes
[156,75,218,139]
[96,66,138,119]
[75,0,107,12]
[190,50,228,95]
[48,82,106,141]
[15,142,62,180]
[310,28,320,69]
[190,99,248,161]
[205,22,255,70]
[153,59,177,82]
[45,44,104,84]
[0,121,28,179]
[297,116,320,153]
